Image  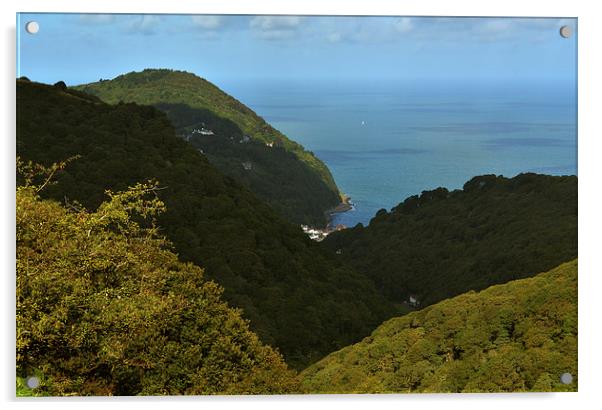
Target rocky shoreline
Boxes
[325,194,353,223]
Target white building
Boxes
[191,128,214,136]
[408,295,420,308]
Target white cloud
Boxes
[395,17,414,33]
[471,18,575,42]
[522,18,574,29]
[326,32,343,43]
[79,14,115,25]
[257,30,297,41]
[250,16,302,30]
[191,15,222,30]
[127,15,161,35]
[249,16,304,41]
[389,17,569,44]
[479,19,514,33]
[470,19,517,42]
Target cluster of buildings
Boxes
[301,224,346,242]
[181,127,214,142]
[182,130,278,151]
[192,127,214,136]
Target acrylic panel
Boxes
[16,13,577,396]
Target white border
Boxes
[3,0,584,17]
[3,1,601,409]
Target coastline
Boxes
[329,195,354,215]
[325,194,354,228]
[302,195,354,241]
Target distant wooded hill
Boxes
[302,259,578,393]
[323,173,577,307]
[74,69,341,226]
[16,78,395,369]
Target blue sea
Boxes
[221,79,577,227]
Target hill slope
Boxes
[75,69,341,226]
[16,79,395,369]
[323,173,577,306]
[301,259,578,393]
[16,181,299,396]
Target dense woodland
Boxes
[324,173,577,306]
[75,69,341,226]
[302,260,578,393]
[155,102,340,225]
[16,76,578,395]
[16,79,395,369]
[16,172,299,395]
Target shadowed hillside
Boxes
[16,78,395,369]
[75,69,342,226]
[323,173,577,307]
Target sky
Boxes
[16,14,577,87]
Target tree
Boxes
[16,159,299,395]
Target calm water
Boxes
[220,79,577,227]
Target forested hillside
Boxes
[16,176,299,395]
[302,260,578,393]
[323,173,577,306]
[75,69,341,226]
[16,79,395,369]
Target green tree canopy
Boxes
[16,169,299,395]
[17,79,394,369]
[301,260,578,393]
[324,173,577,306]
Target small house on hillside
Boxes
[408,295,420,308]
[242,161,253,171]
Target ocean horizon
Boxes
[221,78,577,227]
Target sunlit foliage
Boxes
[302,260,578,393]
[16,170,299,395]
